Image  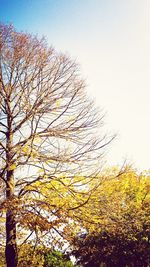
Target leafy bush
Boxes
[44,250,74,267]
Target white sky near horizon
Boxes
[1,0,150,170]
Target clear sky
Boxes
[0,0,150,170]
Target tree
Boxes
[0,24,111,267]
[72,169,150,267]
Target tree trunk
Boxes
[5,168,18,267]
[5,119,18,267]
[5,209,18,267]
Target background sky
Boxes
[0,0,150,170]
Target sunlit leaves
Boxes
[70,168,150,234]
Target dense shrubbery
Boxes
[44,250,74,267]
[0,245,74,267]
[19,245,73,267]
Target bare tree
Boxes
[0,24,112,267]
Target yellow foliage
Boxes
[22,145,29,154]
[18,244,44,267]
[77,169,150,232]
[8,163,17,171]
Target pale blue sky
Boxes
[1,0,150,170]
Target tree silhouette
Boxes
[0,24,112,267]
